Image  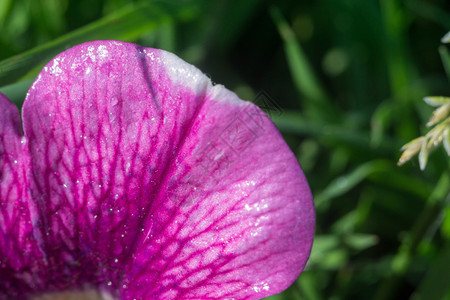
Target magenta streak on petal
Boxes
[124,86,314,299]
[0,41,315,299]
[0,94,44,299]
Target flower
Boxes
[0,41,315,300]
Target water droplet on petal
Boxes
[111,97,119,106]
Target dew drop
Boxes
[111,97,119,106]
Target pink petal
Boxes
[0,94,43,298]
[18,41,314,299]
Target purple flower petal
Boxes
[1,41,314,299]
[0,94,42,298]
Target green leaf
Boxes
[0,0,201,87]
[308,234,376,271]
[308,235,345,270]
[344,234,378,251]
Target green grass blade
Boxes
[439,45,450,82]
[272,111,400,154]
[0,78,33,107]
[314,161,390,210]
[0,0,13,28]
[270,7,337,120]
[270,7,326,103]
[314,160,432,211]
[380,0,415,101]
[0,0,200,87]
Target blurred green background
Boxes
[0,0,449,299]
